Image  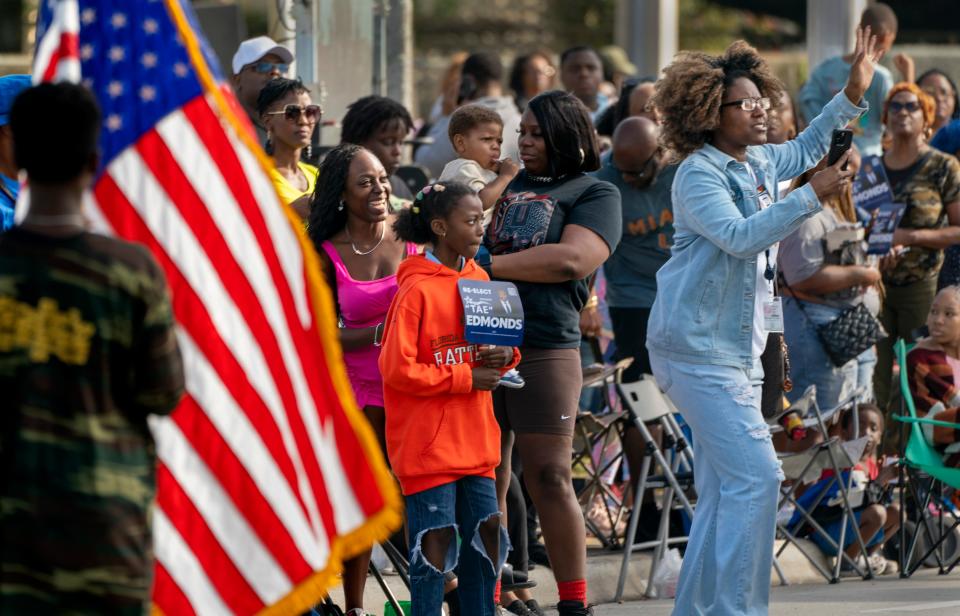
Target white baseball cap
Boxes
[231,36,294,75]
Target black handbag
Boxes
[783,280,887,367]
[813,302,887,367]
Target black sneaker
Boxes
[556,601,593,616]
[525,599,546,616]
[502,599,533,616]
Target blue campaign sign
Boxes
[866,201,907,255]
[458,280,525,346]
[853,155,894,216]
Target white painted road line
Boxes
[862,600,960,613]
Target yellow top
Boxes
[268,161,319,206]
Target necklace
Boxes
[527,172,566,183]
[344,222,385,256]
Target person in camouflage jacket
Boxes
[0,83,184,614]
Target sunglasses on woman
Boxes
[264,104,322,122]
[888,101,921,114]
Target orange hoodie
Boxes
[379,254,520,496]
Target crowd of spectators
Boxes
[9,1,960,613]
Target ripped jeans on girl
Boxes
[405,476,510,616]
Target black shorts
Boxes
[493,346,582,436]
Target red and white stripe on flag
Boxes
[32,0,81,83]
[31,1,402,614]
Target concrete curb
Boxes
[325,538,850,612]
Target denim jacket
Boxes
[646,90,867,369]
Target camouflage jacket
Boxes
[0,227,184,613]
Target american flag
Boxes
[31,1,402,613]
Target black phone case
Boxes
[827,129,853,167]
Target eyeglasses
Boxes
[264,104,322,122]
[528,65,556,78]
[619,148,662,178]
[888,101,921,114]
[720,97,771,111]
[248,61,290,75]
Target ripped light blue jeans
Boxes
[649,353,783,616]
[405,476,509,616]
[782,297,877,411]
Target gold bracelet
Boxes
[583,295,599,310]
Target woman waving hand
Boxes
[645,28,881,615]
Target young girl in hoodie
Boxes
[380,182,521,615]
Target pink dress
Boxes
[321,240,419,408]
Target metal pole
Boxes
[806,0,867,74]
[615,0,678,78]
[615,454,652,603]
[372,0,390,97]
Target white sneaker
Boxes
[867,553,888,575]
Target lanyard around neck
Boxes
[743,162,776,285]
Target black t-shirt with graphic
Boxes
[485,171,622,348]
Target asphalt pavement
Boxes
[588,568,960,615]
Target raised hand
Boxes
[893,52,916,83]
[844,26,885,105]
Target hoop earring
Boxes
[338,200,345,211]
[578,147,585,164]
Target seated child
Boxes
[379,182,521,614]
[439,104,525,389]
[791,403,900,575]
[908,285,960,467]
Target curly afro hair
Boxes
[653,40,784,158]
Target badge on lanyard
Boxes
[763,296,784,333]
[757,182,773,210]
[756,176,781,331]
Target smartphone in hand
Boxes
[827,128,854,170]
